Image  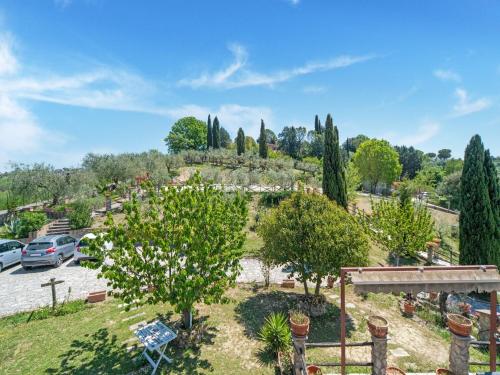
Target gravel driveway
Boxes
[0,257,292,317]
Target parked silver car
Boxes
[21,235,77,270]
[0,239,25,272]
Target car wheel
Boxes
[54,255,63,268]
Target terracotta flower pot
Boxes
[435,368,452,375]
[88,290,106,303]
[403,301,416,315]
[327,276,336,288]
[447,313,472,337]
[306,365,322,375]
[281,279,295,289]
[290,316,310,337]
[367,315,388,338]
[386,367,406,375]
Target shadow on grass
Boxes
[234,288,355,345]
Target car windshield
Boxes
[27,242,53,250]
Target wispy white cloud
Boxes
[178,44,375,89]
[0,33,18,75]
[398,121,440,145]
[433,69,461,82]
[452,88,491,117]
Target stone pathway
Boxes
[0,257,322,317]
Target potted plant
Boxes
[447,313,472,337]
[367,315,388,338]
[306,365,323,374]
[403,298,416,316]
[289,310,310,337]
[458,302,472,315]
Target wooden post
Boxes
[490,291,497,372]
[41,277,64,310]
[340,269,346,375]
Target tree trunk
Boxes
[439,292,448,319]
[182,308,193,329]
[303,280,309,296]
[314,278,322,296]
[395,254,400,267]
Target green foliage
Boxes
[265,129,278,144]
[258,192,369,296]
[245,136,257,152]
[212,116,221,149]
[367,198,434,265]
[413,164,444,191]
[394,145,424,179]
[220,127,232,148]
[259,120,268,159]
[459,135,496,266]
[278,126,307,159]
[236,128,245,155]
[436,172,461,210]
[342,134,369,154]
[438,149,452,161]
[5,211,47,238]
[307,131,324,159]
[207,114,213,149]
[322,115,347,208]
[258,312,292,357]
[352,139,402,193]
[259,191,293,208]
[164,116,207,153]
[68,200,93,229]
[84,172,248,328]
[444,158,463,176]
[346,162,361,202]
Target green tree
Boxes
[352,139,402,193]
[394,145,424,179]
[438,149,452,162]
[164,117,207,154]
[236,128,245,155]
[484,149,500,266]
[278,126,307,159]
[245,136,257,152]
[212,116,221,149]
[346,162,361,202]
[207,114,213,149]
[258,192,369,296]
[220,127,231,148]
[322,114,347,208]
[437,172,461,210]
[307,131,324,159]
[342,134,369,154]
[259,120,268,159]
[444,158,464,176]
[459,135,496,266]
[314,115,320,133]
[84,173,248,328]
[265,129,277,144]
[367,198,434,266]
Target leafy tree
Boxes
[258,191,369,296]
[68,199,93,229]
[265,129,277,144]
[438,149,452,162]
[207,114,213,149]
[394,145,424,179]
[278,126,307,159]
[459,135,496,266]
[444,158,464,176]
[245,136,257,152]
[425,152,437,159]
[164,117,207,154]
[413,164,444,192]
[236,128,245,155]
[346,162,361,202]
[259,120,268,159]
[84,173,248,328]
[322,114,347,208]
[307,131,324,159]
[83,153,136,184]
[352,139,402,193]
[342,134,369,154]
[484,149,500,265]
[212,116,221,149]
[220,127,231,148]
[367,198,434,266]
[10,163,72,206]
[437,172,461,210]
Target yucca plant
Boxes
[259,312,292,358]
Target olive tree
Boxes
[258,191,369,296]
[84,173,248,328]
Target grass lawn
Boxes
[1,284,493,375]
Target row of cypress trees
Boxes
[459,134,499,267]
[206,114,221,149]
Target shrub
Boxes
[259,312,292,357]
[6,211,47,238]
[68,200,93,229]
[259,191,292,207]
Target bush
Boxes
[258,312,291,357]
[68,200,93,229]
[259,191,292,207]
[6,211,47,238]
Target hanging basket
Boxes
[447,313,472,337]
[367,315,388,338]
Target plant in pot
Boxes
[402,293,416,316]
[259,312,292,372]
[367,315,388,338]
[289,310,310,337]
[447,313,472,337]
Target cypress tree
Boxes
[236,128,245,156]
[314,115,319,133]
[207,114,212,149]
[318,119,323,133]
[459,135,496,265]
[259,119,268,158]
[322,114,348,208]
[212,116,220,149]
[484,149,500,266]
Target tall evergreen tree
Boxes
[322,114,348,208]
[318,119,323,133]
[236,128,245,156]
[212,116,221,149]
[459,135,496,266]
[314,115,320,132]
[259,119,268,158]
[484,149,500,266]
[207,114,212,149]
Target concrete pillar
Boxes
[449,333,471,375]
[371,335,388,375]
[292,334,307,375]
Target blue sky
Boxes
[0,0,499,170]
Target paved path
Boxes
[0,257,294,317]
